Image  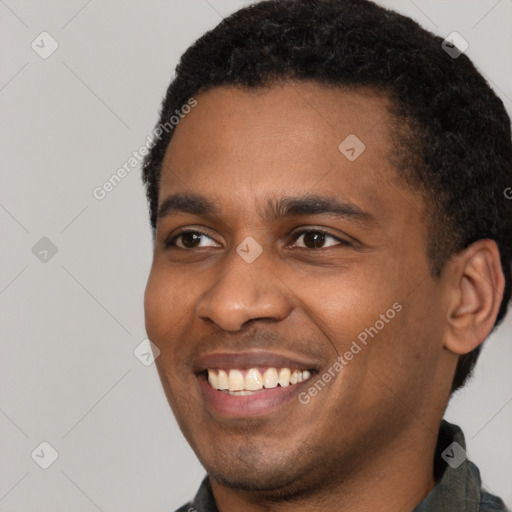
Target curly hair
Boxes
[142,0,512,394]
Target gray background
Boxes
[1,0,511,510]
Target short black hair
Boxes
[142,0,512,393]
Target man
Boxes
[141,0,512,510]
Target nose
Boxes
[195,248,293,332]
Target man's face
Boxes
[144,82,451,494]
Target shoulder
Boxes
[173,504,196,512]
[172,476,216,512]
[479,489,511,512]
[466,460,510,511]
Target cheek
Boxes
[145,271,192,402]
[363,282,445,401]
[144,266,183,342]
[301,271,400,349]
[144,265,203,380]
[300,266,429,388]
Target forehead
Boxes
[158,81,421,227]
[162,81,394,172]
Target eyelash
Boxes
[164,228,350,250]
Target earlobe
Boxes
[443,239,505,355]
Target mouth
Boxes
[194,351,319,418]
[206,367,312,395]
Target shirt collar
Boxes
[413,419,483,511]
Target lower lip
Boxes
[198,375,313,418]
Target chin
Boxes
[199,442,316,496]
[208,464,305,495]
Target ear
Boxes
[442,239,505,355]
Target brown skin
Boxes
[144,81,504,511]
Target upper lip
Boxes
[193,350,320,374]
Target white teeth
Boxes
[217,369,229,390]
[207,367,312,393]
[263,368,279,389]
[278,368,291,387]
[208,370,218,388]
[245,368,263,391]
[228,369,244,391]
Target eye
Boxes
[289,229,349,250]
[164,229,220,249]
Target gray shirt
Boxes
[176,420,510,511]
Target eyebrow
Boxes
[157,192,375,225]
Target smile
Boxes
[195,351,320,418]
[207,367,312,395]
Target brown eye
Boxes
[180,232,203,248]
[291,229,348,249]
[165,230,220,249]
[302,232,327,249]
